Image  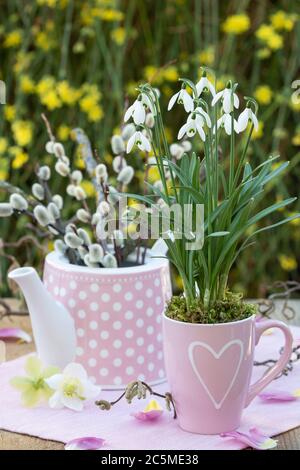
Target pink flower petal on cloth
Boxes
[259,389,298,403]
[0,328,31,343]
[65,437,105,450]
[132,409,163,422]
[221,427,277,450]
[132,399,163,422]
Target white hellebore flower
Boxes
[216,113,240,135]
[237,106,259,132]
[196,74,216,97]
[178,114,206,141]
[126,129,151,153]
[168,85,194,113]
[212,86,239,113]
[45,363,101,411]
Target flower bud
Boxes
[48,202,60,220]
[66,184,76,196]
[91,212,101,225]
[170,143,184,160]
[113,229,124,247]
[54,239,67,254]
[83,254,98,268]
[107,186,120,204]
[117,166,134,185]
[64,232,83,249]
[145,113,155,128]
[89,244,104,263]
[77,228,91,246]
[78,246,88,260]
[71,170,83,184]
[112,156,127,173]
[102,253,118,268]
[55,161,70,177]
[122,123,135,141]
[154,180,164,192]
[9,193,28,211]
[181,140,192,152]
[65,223,75,233]
[32,183,45,201]
[74,186,87,201]
[95,164,108,183]
[76,208,91,223]
[53,142,65,158]
[61,156,70,166]
[0,203,13,217]
[37,165,51,181]
[111,135,125,154]
[52,194,63,210]
[45,141,54,154]
[33,205,51,227]
[97,201,111,217]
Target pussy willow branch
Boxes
[96,380,177,419]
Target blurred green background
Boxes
[0,0,299,297]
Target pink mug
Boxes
[163,314,293,434]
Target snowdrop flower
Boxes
[178,114,206,141]
[196,72,216,97]
[168,84,194,113]
[126,128,151,153]
[45,363,101,411]
[237,105,259,132]
[124,95,147,125]
[216,113,240,135]
[212,85,239,113]
[192,106,212,127]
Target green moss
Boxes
[165,291,257,324]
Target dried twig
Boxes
[96,380,177,419]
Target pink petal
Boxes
[132,409,163,422]
[65,437,105,451]
[0,328,31,343]
[259,389,297,403]
[221,427,277,450]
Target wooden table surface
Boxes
[1,299,300,450]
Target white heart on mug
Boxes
[188,339,244,410]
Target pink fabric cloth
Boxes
[1,326,300,450]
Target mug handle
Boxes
[245,319,293,407]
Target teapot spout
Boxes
[8,267,76,368]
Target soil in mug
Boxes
[165,291,257,324]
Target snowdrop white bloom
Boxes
[178,115,206,141]
[168,85,194,113]
[237,106,259,132]
[192,107,212,127]
[126,129,151,153]
[45,363,101,411]
[212,86,239,113]
[216,113,240,135]
[124,94,151,125]
[196,74,216,97]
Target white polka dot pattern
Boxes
[43,255,172,389]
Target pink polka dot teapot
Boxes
[8,251,172,389]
